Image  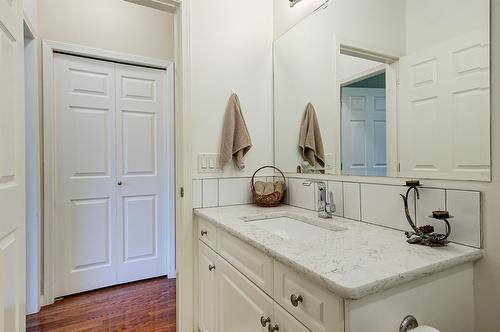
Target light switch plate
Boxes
[198,153,221,173]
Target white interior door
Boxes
[54,54,118,297]
[341,87,387,176]
[54,54,168,297]
[0,0,26,330]
[399,31,490,180]
[115,63,167,283]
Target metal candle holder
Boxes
[400,181,452,247]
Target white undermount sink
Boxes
[247,216,345,240]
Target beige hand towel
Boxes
[220,93,252,169]
[298,102,325,167]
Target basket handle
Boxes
[251,166,286,192]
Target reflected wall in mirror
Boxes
[274,0,490,181]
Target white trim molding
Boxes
[42,40,176,305]
[124,0,180,13]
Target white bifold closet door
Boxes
[54,53,168,297]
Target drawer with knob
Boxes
[274,261,344,332]
[198,217,217,250]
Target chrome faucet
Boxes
[302,180,335,218]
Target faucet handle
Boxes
[326,191,337,214]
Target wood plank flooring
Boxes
[27,277,176,332]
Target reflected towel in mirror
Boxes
[299,102,325,167]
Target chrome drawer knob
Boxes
[269,324,280,332]
[260,316,271,327]
[208,264,215,272]
[290,294,303,307]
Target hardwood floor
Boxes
[27,277,176,332]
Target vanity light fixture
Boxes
[289,0,303,7]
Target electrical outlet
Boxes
[198,153,221,173]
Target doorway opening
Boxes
[339,52,390,177]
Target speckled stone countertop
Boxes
[194,204,482,300]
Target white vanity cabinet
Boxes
[198,241,308,332]
[195,214,476,332]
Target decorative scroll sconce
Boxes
[401,180,452,247]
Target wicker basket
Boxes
[251,166,287,207]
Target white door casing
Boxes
[342,87,387,176]
[0,0,26,330]
[53,53,169,297]
[399,31,490,180]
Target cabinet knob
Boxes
[269,324,280,332]
[208,264,215,271]
[260,316,271,327]
[290,294,303,307]
[117,181,123,186]
[201,230,208,236]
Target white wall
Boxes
[406,0,489,53]
[273,0,327,38]
[38,0,175,60]
[275,0,407,57]
[190,0,274,178]
[338,54,383,83]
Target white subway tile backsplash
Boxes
[416,188,446,233]
[343,182,361,220]
[327,181,344,217]
[193,175,482,248]
[288,178,315,210]
[361,184,414,230]
[193,179,202,208]
[219,178,253,206]
[446,190,481,248]
[202,179,219,208]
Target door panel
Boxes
[116,64,167,283]
[0,0,25,329]
[122,111,156,175]
[342,88,387,176]
[123,195,157,261]
[217,255,273,332]
[54,54,117,297]
[399,31,490,180]
[70,198,111,271]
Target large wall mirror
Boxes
[274,0,490,181]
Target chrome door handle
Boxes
[260,316,271,327]
[290,294,303,307]
[208,264,215,271]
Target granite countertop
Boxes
[194,204,483,300]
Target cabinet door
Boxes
[198,241,217,332]
[272,303,311,332]
[217,254,274,332]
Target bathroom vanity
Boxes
[193,205,482,332]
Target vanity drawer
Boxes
[198,217,217,250]
[274,261,344,332]
[217,229,274,296]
